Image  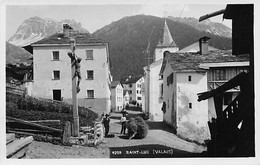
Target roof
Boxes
[121,75,143,84]
[123,90,129,96]
[31,31,105,46]
[143,58,163,70]
[111,81,123,88]
[160,50,249,75]
[178,41,219,53]
[157,19,177,48]
[223,4,253,20]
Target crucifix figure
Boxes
[68,41,82,93]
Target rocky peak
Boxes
[8,16,88,47]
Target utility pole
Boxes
[146,43,151,116]
[68,38,79,137]
[144,27,154,117]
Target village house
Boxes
[143,19,179,121]
[123,89,130,108]
[197,4,254,156]
[111,81,124,112]
[120,74,144,106]
[30,24,112,114]
[160,39,249,143]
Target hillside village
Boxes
[5,4,254,158]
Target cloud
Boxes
[136,4,190,17]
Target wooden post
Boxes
[69,38,79,137]
[62,121,71,144]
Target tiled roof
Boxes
[121,75,143,84]
[160,50,249,75]
[32,31,105,45]
[123,90,129,96]
[111,81,122,88]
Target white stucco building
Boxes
[30,24,112,114]
[160,46,249,144]
[121,74,144,106]
[111,81,124,112]
[123,90,130,107]
[143,19,179,121]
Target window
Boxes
[53,70,60,80]
[86,50,93,60]
[159,83,163,98]
[137,90,139,94]
[215,69,226,81]
[129,84,132,88]
[52,51,59,60]
[87,90,94,98]
[188,75,192,82]
[86,70,94,80]
[189,103,192,109]
[137,97,142,100]
[130,97,132,101]
[167,73,173,86]
[224,92,232,105]
[129,90,132,94]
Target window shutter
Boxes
[52,71,54,79]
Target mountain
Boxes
[6,42,33,65]
[7,15,232,80]
[168,16,232,38]
[8,16,88,47]
[93,15,232,80]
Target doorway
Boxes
[53,90,61,101]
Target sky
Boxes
[4,2,233,40]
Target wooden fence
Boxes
[6,84,27,96]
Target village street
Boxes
[26,110,206,158]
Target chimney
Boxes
[199,36,210,55]
[63,24,73,38]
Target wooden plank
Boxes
[30,120,61,126]
[8,128,53,133]
[30,120,60,124]
[7,130,39,136]
[9,146,29,159]
[6,136,33,158]
[6,116,62,133]
[6,133,15,145]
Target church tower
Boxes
[154,19,179,61]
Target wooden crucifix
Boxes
[67,38,81,137]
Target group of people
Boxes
[100,110,128,138]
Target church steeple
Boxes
[154,18,179,61]
[159,19,177,47]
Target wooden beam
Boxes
[29,120,60,123]
[6,136,33,158]
[6,133,15,145]
[6,116,62,133]
[69,38,79,137]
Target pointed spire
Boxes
[160,19,177,47]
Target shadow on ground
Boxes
[146,121,176,134]
[126,106,142,112]
[109,144,207,158]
